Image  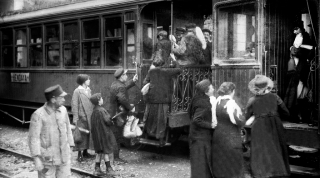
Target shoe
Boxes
[106,167,120,176]
[94,167,106,176]
[83,152,95,159]
[77,155,83,162]
[114,158,128,164]
[130,137,140,146]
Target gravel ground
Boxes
[0,124,190,178]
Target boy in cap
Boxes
[109,68,138,163]
[28,85,74,178]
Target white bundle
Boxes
[195,27,207,50]
[169,34,176,43]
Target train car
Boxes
[0,0,319,175]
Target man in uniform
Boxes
[109,68,138,163]
[202,28,212,65]
[28,85,74,178]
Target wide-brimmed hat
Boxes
[248,75,274,95]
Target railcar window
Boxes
[82,42,100,66]
[45,24,60,67]
[64,22,79,67]
[105,17,122,38]
[126,23,135,69]
[30,27,43,67]
[105,40,122,66]
[83,19,99,39]
[142,23,154,60]
[15,29,28,67]
[217,3,256,61]
[1,29,14,67]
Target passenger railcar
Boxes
[0,0,319,175]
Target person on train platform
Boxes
[89,93,119,176]
[28,85,74,178]
[153,30,173,68]
[171,23,206,66]
[245,75,291,178]
[142,56,181,146]
[188,79,216,178]
[211,82,246,178]
[109,67,138,163]
[175,27,186,45]
[284,21,314,123]
[202,28,212,65]
[71,74,95,162]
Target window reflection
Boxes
[64,43,79,66]
[46,25,59,42]
[2,29,13,45]
[126,23,135,69]
[46,44,60,66]
[82,42,100,66]
[105,17,122,37]
[217,3,255,60]
[83,19,99,39]
[105,40,122,66]
[64,22,79,41]
[30,27,42,44]
[30,46,42,66]
[16,47,27,67]
[16,29,27,45]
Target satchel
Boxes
[287,58,296,71]
[73,125,82,144]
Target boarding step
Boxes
[138,138,171,146]
[290,165,320,176]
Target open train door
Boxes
[264,0,320,175]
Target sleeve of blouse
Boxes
[276,94,290,119]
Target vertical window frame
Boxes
[45,23,61,68]
[62,20,80,68]
[29,25,44,68]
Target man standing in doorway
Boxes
[28,85,74,178]
[202,28,212,65]
[109,68,138,163]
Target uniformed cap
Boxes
[90,93,102,105]
[175,27,186,33]
[44,85,67,101]
[114,68,127,79]
[185,23,197,30]
[157,30,168,37]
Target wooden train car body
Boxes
[0,0,320,174]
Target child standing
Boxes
[90,93,118,176]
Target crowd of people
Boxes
[27,22,297,178]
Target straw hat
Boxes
[248,75,274,95]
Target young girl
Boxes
[90,93,118,176]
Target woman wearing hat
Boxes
[90,93,118,176]
[71,74,95,162]
[211,82,245,178]
[188,79,215,178]
[245,75,290,178]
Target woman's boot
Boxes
[83,149,95,159]
[93,162,105,176]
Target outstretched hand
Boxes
[133,74,138,82]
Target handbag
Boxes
[287,58,296,71]
[73,125,82,144]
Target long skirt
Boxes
[250,114,290,178]
[143,103,169,139]
[73,116,91,151]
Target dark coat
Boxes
[212,98,245,178]
[91,106,117,154]
[154,38,172,67]
[143,67,181,104]
[172,34,205,66]
[109,79,135,118]
[245,93,290,178]
[203,42,212,65]
[188,94,213,178]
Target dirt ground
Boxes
[0,124,190,178]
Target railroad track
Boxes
[0,147,105,178]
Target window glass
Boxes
[142,23,154,59]
[2,47,13,67]
[105,40,122,66]
[83,19,99,39]
[30,45,43,66]
[105,17,122,37]
[217,3,255,60]
[64,43,79,66]
[126,23,135,69]
[16,29,27,45]
[46,44,60,66]
[2,29,13,45]
[82,42,100,66]
[30,27,42,44]
[64,22,79,41]
[46,25,59,42]
[16,47,28,67]
[125,12,135,21]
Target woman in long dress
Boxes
[71,74,95,162]
[211,82,245,178]
[188,79,216,178]
[245,75,290,178]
